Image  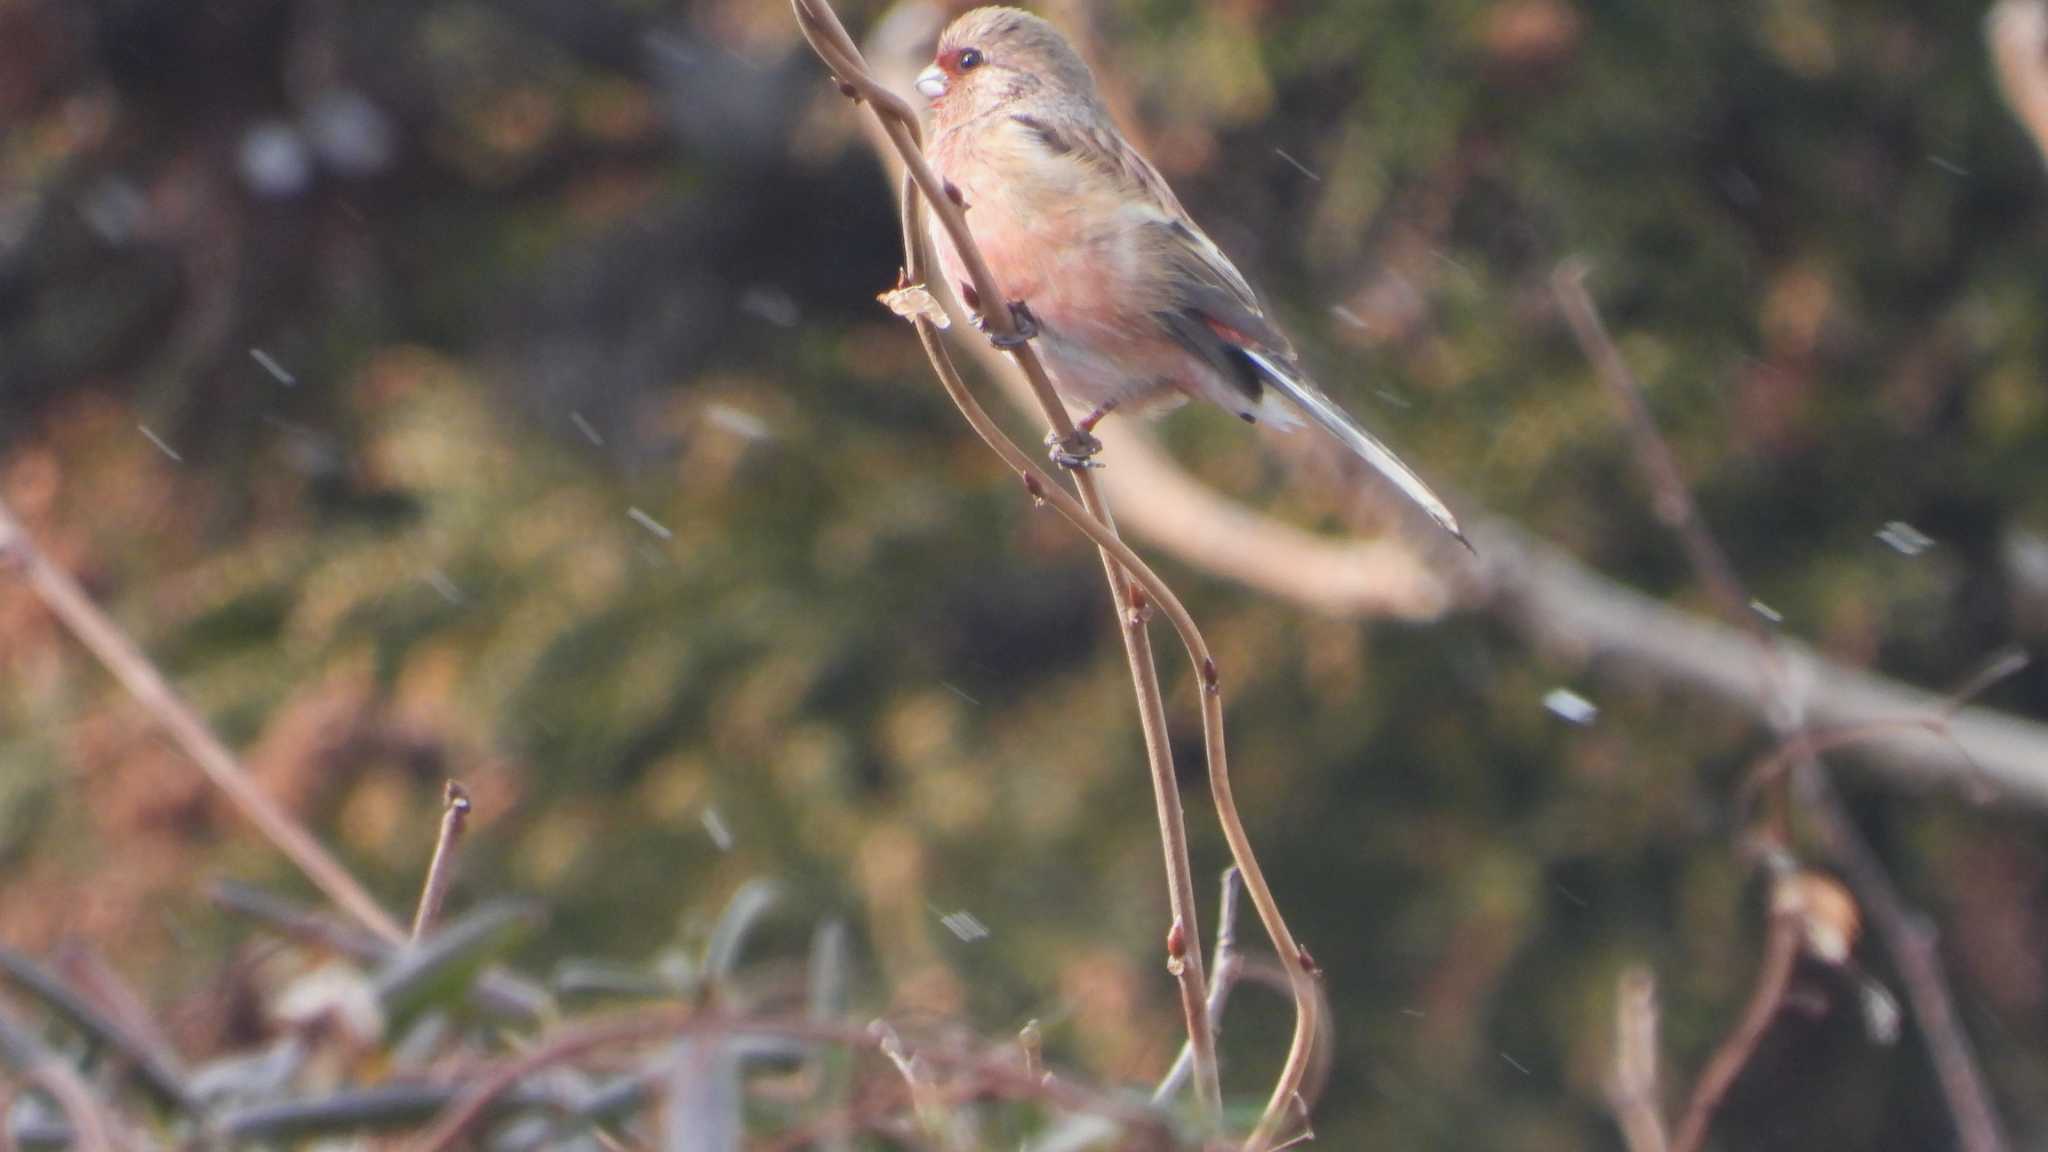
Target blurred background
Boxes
[3,0,2048,1147]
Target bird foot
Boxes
[1045,427,1103,470]
[977,299,1041,349]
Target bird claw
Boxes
[1045,427,1103,470]
[979,300,1041,349]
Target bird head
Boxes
[916,6,1097,124]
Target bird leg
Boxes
[1076,398,1118,435]
[1044,428,1102,470]
[1044,400,1116,470]
[976,298,1041,349]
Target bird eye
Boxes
[957,48,984,71]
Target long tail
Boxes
[1239,346,1469,548]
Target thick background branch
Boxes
[1476,522,2048,805]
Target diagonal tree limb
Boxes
[1668,899,1801,1152]
[0,499,408,946]
[1471,521,2048,807]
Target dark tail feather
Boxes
[1238,346,1468,547]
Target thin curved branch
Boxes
[790,3,1326,1143]
[411,781,473,942]
[895,184,1321,1146]
[792,0,1230,1126]
[1668,909,1800,1152]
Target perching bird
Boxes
[914,6,1465,545]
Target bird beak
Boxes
[915,64,948,100]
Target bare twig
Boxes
[1669,899,1800,1152]
[1735,718,1955,845]
[1552,261,1764,648]
[1733,649,2030,839]
[1606,968,1668,1152]
[811,3,1226,1114]
[1156,868,1246,1105]
[1794,766,2010,1152]
[411,782,473,942]
[0,498,407,945]
[1556,263,2010,1152]
[1018,1020,1044,1083]
[790,3,1334,1141]
[873,1023,956,1148]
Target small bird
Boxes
[914,6,1464,545]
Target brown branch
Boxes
[1735,719,1955,846]
[1552,262,1765,646]
[411,782,473,942]
[1473,522,2048,805]
[1556,263,2011,1152]
[791,3,1335,1142]
[1793,766,2010,1152]
[794,0,1224,1123]
[1090,425,1461,618]
[0,498,408,945]
[1606,968,1669,1152]
[1156,868,1247,1105]
[1669,900,1801,1152]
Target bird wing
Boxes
[1005,110,1464,543]
[1009,111,1188,222]
[1007,111,1293,370]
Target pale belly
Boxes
[926,179,1173,413]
